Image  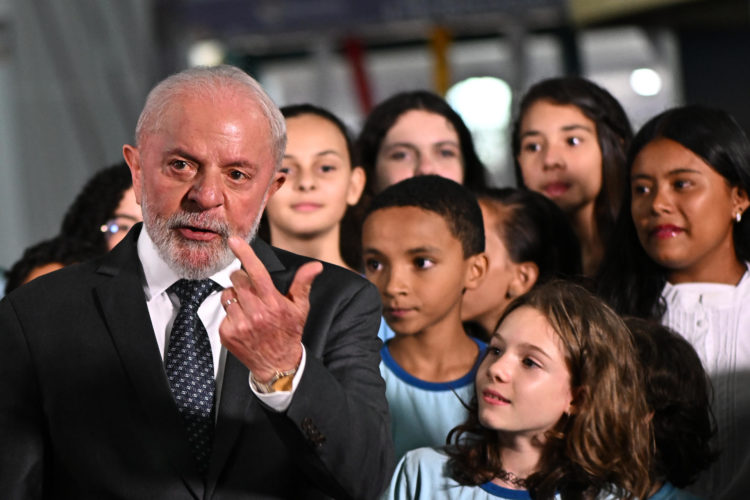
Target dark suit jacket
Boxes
[0,227,393,499]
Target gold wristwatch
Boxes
[250,367,297,393]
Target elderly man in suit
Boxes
[0,65,393,499]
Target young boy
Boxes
[361,175,488,460]
[626,317,715,500]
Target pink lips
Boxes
[650,225,684,239]
[292,202,322,212]
[482,388,511,406]
[384,307,414,319]
[543,182,570,197]
[178,226,220,241]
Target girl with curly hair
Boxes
[384,280,652,500]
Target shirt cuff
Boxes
[248,344,306,412]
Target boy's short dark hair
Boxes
[625,317,717,488]
[364,175,484,257]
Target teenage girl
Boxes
[597,105,750,499]
[462,188,582,339]
[261,104,365,271]
[513,77,632,277]
[356,90,487,196]
[385,280,652,500]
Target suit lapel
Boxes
[94,227,204,498]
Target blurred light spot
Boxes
[188,40,225,67]
[630,68,662,97]
[446,77,512,129]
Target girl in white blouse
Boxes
[598,105,750,500]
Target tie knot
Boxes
[169,279,220,309]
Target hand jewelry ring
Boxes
[224,297,238,307]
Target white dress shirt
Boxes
[137,229,305,412]
[661,264,750,500]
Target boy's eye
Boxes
[320,164,336,173]
[364,259,382,272]
[280,166,291,175]
[413,257,435,269]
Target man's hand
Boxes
[219,236,323,382]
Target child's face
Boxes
[630,137,749,283]
[362,206,481,336]
[476,305,573,440]
[265,114,364,239]
[461,201,519,331]
[517,100,602,216]
[375,110,463,192]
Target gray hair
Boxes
[134,65,286,169]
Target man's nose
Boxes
[187,170,223,209]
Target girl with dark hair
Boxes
[61,162,142,253]
[384,281,652,500]
[597,105,750,499]
[261,104,365,271]
[512,77,632,277]
[462,188,582,338]
[355,90,488,196]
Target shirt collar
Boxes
[137,227,241,299]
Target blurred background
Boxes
[0,0,749,267]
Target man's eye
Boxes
[171,160,189,170]
[229,170,246,181]
[320,165,336,173]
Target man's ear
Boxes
[507,261,539,299]
[122,144,142,205]
[346,166,366,206]
[464,252,489,291]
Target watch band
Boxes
[250,367,297,393]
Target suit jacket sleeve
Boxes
[0,297,45,500]
[262,263,394,499]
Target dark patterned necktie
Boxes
[166,278,221,473]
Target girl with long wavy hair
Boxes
[384,280,652,500]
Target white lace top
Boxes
[661,265,750,500]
